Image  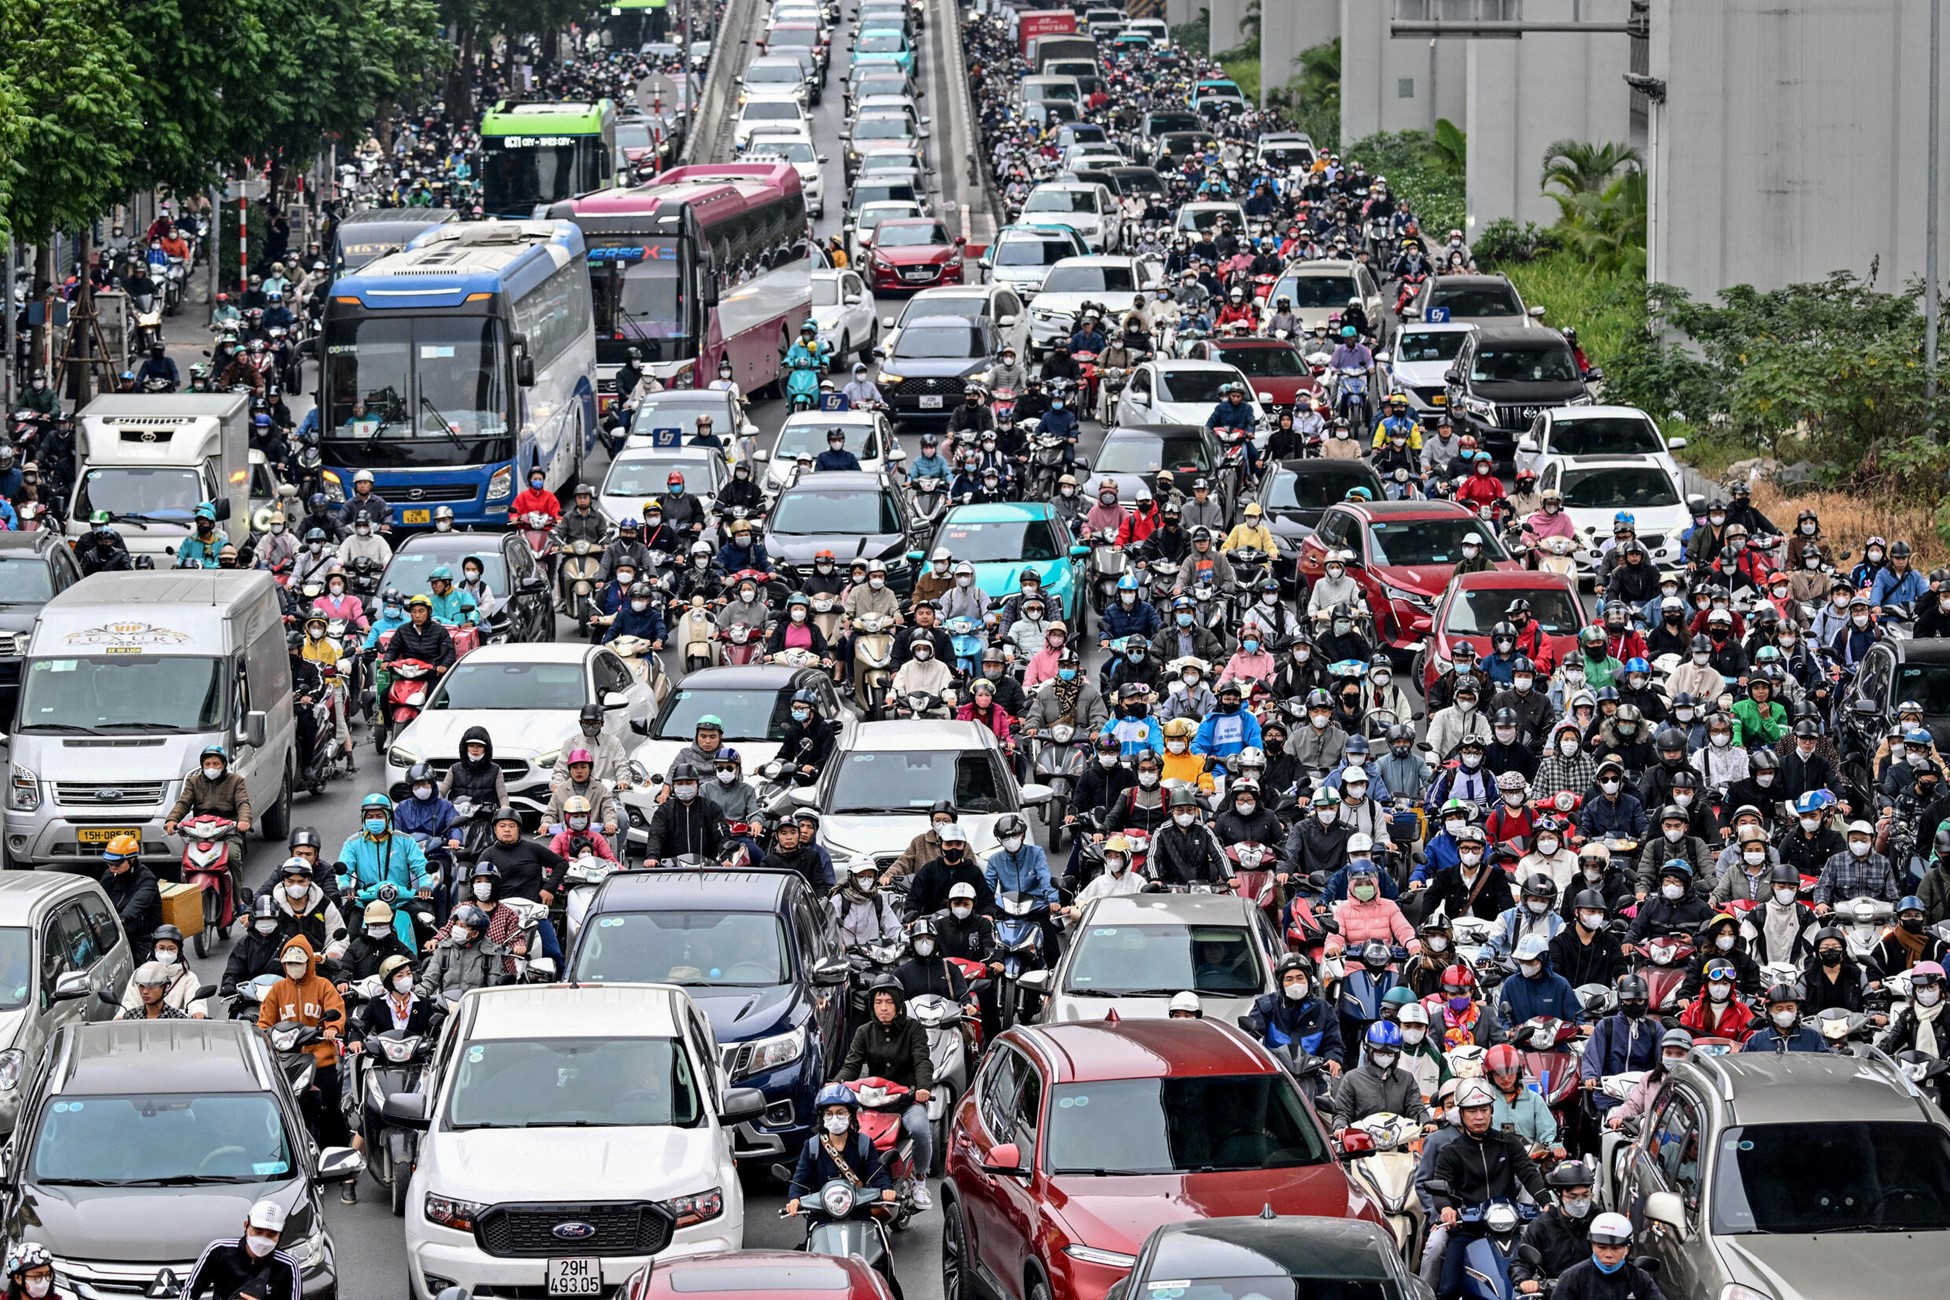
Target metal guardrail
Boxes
[682,0,768,164]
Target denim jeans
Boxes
[902,1102,933,1178]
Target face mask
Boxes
[1853,613,1872,628]
[1709,732,1731,749]
[286,881,310,900]
[1517,958,1542,978]
[1097,753,1118,769]
[450,926,473,945]
[255,919,277,936]
[1460,851,1482,867]
[675,782,699,802]
[245,1235,276,1259]
[1848,839,1871,858]
[950,903,974,921]
[1138,771,1161,788]
[1772,1009,1798,1030]
[1739,845,1769,867]
[823,1114,851,1137]
[1001,834,1025,854]
[1573,907,1606,930]
[363,815,389,835]
[1448,994,1473,1014]
[1316,807,1338,825]
[1352,883,1376,901]
[1172,810,1196,828]
[1559,740,1579,757]
[869,577,885,590]
[412,782,436,801]
[155,948,179,966]
[203,761,228,781]
[367,925,393,940]
[282,957,307,978]
[1921,987,1944,1008]
[1600,780,1620,796]
[1120,591,1137,605]
[1283,981,1310,1001]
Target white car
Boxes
[1271,258,1388,336]
[401,984,753,1300]
[742,129,825,216]
[732,97,812,149]
[1114,358,1265,429]
[757,408,898,491]
[1172,200,1247,238]
[383,642,667,815]
[978,224,1089,300]
[630,664,855,785]
[848,199,924,262]
[1515,404,1690,481]
[737,55,812,108]
[599,445,730,533]
[1388,321,1477,415]
[1535,454,1695,579]
[1024,254,1161,357]
[810,267,879,363]
[1017,181,1122,253]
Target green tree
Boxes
[0,0,142,239]
[1280,38,1339,145]
[1540,139,1640,196]
[1432,118,1467,171]
[118,0,278,197]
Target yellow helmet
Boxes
[563,795,593,816]
[1104,834,1133,854]
[1162,716,1197,739]
[104,833,140,858]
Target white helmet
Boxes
[1167,991,1201,1017]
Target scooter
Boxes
[358,1025,430,1216]
[1225,841,1282,920]
[773,1173,902,1299]
[720,619,767,666]
[851,611,897,714]
[228,971,281,1021]
[809,591,845,644]
[907,993,969,1176]
[1509,1015,1585,1139]
[1338,1112,1426,1261]
[1027,725,1089,846]
[992,890,1053,1028]
[944,616,986,681]
[560,538,605,636]
[517,511,558,586]
[1430,1194,1537,1300]
[847,1076,919,1230]
[175,813,243,957]
[563,842,620,940]
[503,897,557,981]
[376,657,437,753]
[1637,931,1694,1013]
[676,596,721,672]
[1594,1071,1647,1210]
[1338,939,1405,1050]
[608,634,661,688]
[1087,531,1127,613]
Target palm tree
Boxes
[1539,139,1641,196]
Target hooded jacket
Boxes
[1497,950,1582,1025]
[1320,1060,1430,1128]
[416,927,514,998]
[838,992,934,1090]
[274,880,349,960]
[259,935,346,1068]
[441,724,507,806]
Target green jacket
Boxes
[1731,698,1787,748]
[1919,858,1950,925]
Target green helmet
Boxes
[90,510,112,527]
[360,793,394,814]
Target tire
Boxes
[839,333,851,369]
[203,886,222,947]
[391,1163,411,1217]
[932,1102,950,1177]
[940,1197,973,1300]
[261,755,292,839]
[192,911,210,960]
[1028,1276,1052,1300]
[859,326,878,366]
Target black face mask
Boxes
[1819,950,1844,966]
[1621,1001,1648,1019]
[1902,917,1926,933]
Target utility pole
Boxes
[1928,0,1943,428]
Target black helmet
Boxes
[1655,727,1686,753]
[492,805,521,826]
[289,827,323,851]
[151,924,186,946]
[1522,873,1558,902]
[1274,953,1314,983]
[578,702,603,725]
[406,761,436,785]
[995,813,1028,839]
[1572,888,1608,911]
[251,894,279,922]
[1492,707,1519,728]
[1791,719,1819,739]
[929,799,957,818]
[1546,1159,1595,1189]
[1768,862,1801,887]
[1616,973,1649,1003]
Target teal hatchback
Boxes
[926,501,1089,625]
[851,27,916,74]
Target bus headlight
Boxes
[322,470,345,503]
[486,466,513,502]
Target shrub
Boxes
[1345,130,1464,237]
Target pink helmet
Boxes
[566,748,594,767]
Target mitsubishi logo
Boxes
[148,1269,179,1298]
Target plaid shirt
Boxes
[1532,751,1596,802]
[1813,848,1901,906]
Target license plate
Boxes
[402,508,431,525]
[919,395,943,409]
[903,269,933,280]
[76,827,138,845]
[548,1258,601,1297]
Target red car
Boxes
[622,1252,890,1300]
[1419,568,1587,692]
[862,217,967,293]
[941,1018,1382,1300]
[1185,337,1318,411]
[1296,499,1520,655]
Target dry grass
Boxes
[1746,479,1945,569]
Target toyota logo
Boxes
[552,1222,598,1241]
[408,488,426,501]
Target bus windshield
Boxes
[589,240,692,363]
[483,136,596,216]
[321,315,513,469]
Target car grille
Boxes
[54,781,169,806]
[0,633,26,657]
[389,482,481,504]
[889,376,966,400]
[1492,403,1543,430]
[475,1203,674,1259]
[430,758,532,784]
[1641,532,1667,552]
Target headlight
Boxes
[0,1049,24,1090]
[387,745,424,768]
[535,749,561,771]
[878,371,906,384]
[1380,580,1431,610]
[1063,1245,1137,1268]
[1719,1288,1772,1300]
[425,1192,489,1230]
[322,470,345,503]
[486,465,513,502]
[293,1224,327,1271]
[1454,393,1494,417]
[662,1186,725,1228]
[739,1026,805,1076]
[7,765,37,813]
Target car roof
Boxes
[1447,569,1579,592]
[1395,321,1477,336]
[462,983,685,1040]
[1151,1217,1396,1279]
[1103,423,1204,441]
[1473,325,1560,345]
[851,718,995,750]
[637,1251,881,1299]
[56,1020,272,1095]
[1011,1018,1275,1084]
[0,532,57,556]
[1430,274,1517,291]
[1151,359,1243,374]
[1336,499,1477,523]
[1546,404,1653,421]
[1083,892,1263,926]
[942,501,1057,525]
[592,868,800,913]
[1553,455,1674,473]
[1683,1052,1937,1125]
[900,315,979,332]
[1049,254,1141,268]
[1206,337,1295,350]
[876,217,944,230]
[1282,259,1357,274]
[778,470,888,493]
[0,871,104,921]
[667,664,810,691]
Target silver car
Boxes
[1032,892,1282,1027]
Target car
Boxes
[1254,457,1387,564]
[1113,359,1264,429]
[1837,637,1950,789]
[1125,17,1169,45]
[567,871,848,1160]
[737,54,816,107]
[1170,199,1246,239]
[844,62,916,106]
[1386,321,1476,415]
[1088,423,1228,514]
[1254,131,1316,175]
[0,873,133,1134]
[1616,1051,1950,1297]
[1102,165,1166,201]
[1536,455,1695,579]
[614,115,667,181]
[879,285,1029,360]
[1404,272,1544,330]
[627,387,757,451]
[398,984,755,1299]
[1017,181,1122,253]
[1271,258,1387,337]
[1296,500,1520,655]
[1183,337,1317,413]
[743,131,827,217]
[876,314,1006,428]
[733,96,814,149]
[810,268,880,364]
[940,1018,1385,1300]
[621,1250,891,1300]
[1151,130,1218,168]
[598,444,731,536]
[851,26,916,72]
[1023,254,1161,357]
[1053,123,1112,152]
[848,200,928,262]
[926,501,1090,625]
[851,95,925,132]
[383,642,668,820]
[1444,326,1597,464]
[757,21,829,73]
[858,217,967,294]
[1060,144,1126,173]
[762,471,928,597]
[1045,63,1107,100]
[5,1019,361,1300]
[1119,1217,1423,1300]
[759,409,899,492]
[0,530,84,727]
[845,174,926,219]
[1190,78,1247,116]
[1513,403,1689,480]
[842,113,929,182]
[978,225,1092,301]
[804,720,1054,877]
[1034,893,1282,1025]
[1020,75,1083,112]
[1136,109,1200,153]
[632,664,854,783]
[379,532,556,646]
[1420,569,1587,693]
[853,2,910,34]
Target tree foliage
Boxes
[1346,130,1465,237]
[1279,39,1340,147]
[0,0,141,240]
[1536,138,1645,277]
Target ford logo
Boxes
[98,788,124,801]
[552,1222,598,1241]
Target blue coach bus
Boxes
[318,219,598,526]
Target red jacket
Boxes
[509,487,561,523]
[1678,994,1756,1041]
[1454,473,1505,508]
[1483,803,1537,850]
[1512,620,1555,673]
[1115,506,1159,546]
[1605,629,1648,662]
[1215,304,1257,328]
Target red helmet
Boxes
[1485,1043,1522,1084]
[1440,964,1475,994]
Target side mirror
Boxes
[1668,436,1688,451]
[1069,544,1089,558]
[789,786,819,806]
[1528,305,1547,318]
[888,444,908,461]
[1643,1190,1688,1239]
[811,955,850,985]
[96,987,119,1007]
[753,449,770,463]
[981,1141,1025,1174]
[1018,782,1054,805]
[601,690,631,711]
[296,338,318,359]
[881,315,896,329]
[211,498,232,521]
[516,352,536,387]
[998,314,1016,327]
[50,971,89,1003]
[720,1086,767,1123]
[382,1091,434,1128]
[1444,368,1461,384]
[1016,969,1053,993]
[518,575,547,595]
[1517,437,1539,454]
[242,709,268,750]
[630,717,650,736]
[316,1146,365,1182]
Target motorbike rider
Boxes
[834,977,936,1209]
[1427,1077,1554,1296]
[1509,1161,1602,1292]
[118,926,209,1017]
[1551,1215,1667,1300]
[1742,980,1829,1053]
[175,501,230,569]
[135,341,178,390]
[1321,1021,1432,1128]
[163,744,252,896]
[258,935,354,1166]
[221,894,289,1008]
[1578,974,1662,1116]
[644,771,727,867]
[382,592,456,676]
[1152,789,1231,887]
[75,510,134,574]
[1497,933,1582,1030]
[1243,954,1345,1071]
[185,1201,303,1300]
[786,1083,899,1216]
[415,903,513,997]
[334,901,416,993]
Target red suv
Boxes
[940,1019,1382,1300]
[1296,498,1518,655]
[623,1251,890,1300]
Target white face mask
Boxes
[1743,849,1766,866]
[1444,819,1466,836]
[1772,1009,1797,1029]
[282,960,307,978]
[255,919,278,936]
[1097,753,1119,769]
[1138,771,1160,788]
[1850,839,1871,858]
[1920,987,1944,1008]
[675,783,698,802]
[1536,837,1559,856]
[1600,780,1620,795]
[285,882,308,900]
[1001,835,1024,854]
[913,938,936,957]
[413,784,433,801]
[1578,911,1605,930]
[1426,934,1450,952]
[824,1114,851,1136]
[393,974,414,994]
[950,903,973,920]
[155,947,179,965]
[1710,732,1731,748]
[1401,1026,1426,1045]
[1106,855,1129,875]
[1460,851,1482,867]
[1283,981,1309,1001]
[449,926,472,944]
[368,925,392,939]
[1715,934,1736,951]
[1166,739,1188,754]
[1665,827,1685,843]
[1559,740,1579,757]
[1173,811,1196,827]
[1316,807,1338,825]
[1518,960,1542,978]
[1675,792,1694,807]
[245,1235,277,1259]
[1773,886,1798,904]
[1708,981,1732,1002]
[473,881,494,900]
[1662,883,1685,901]
[203,764,225,781]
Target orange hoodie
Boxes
[259,934,345,1068]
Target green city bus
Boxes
[479,99,619,217]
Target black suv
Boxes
[0,531,83,726]
[762,469,927,595]
[1443,325,1594,465]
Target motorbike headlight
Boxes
[7,764,37,813]
[424,1192,490,1231]
[486,465,513,502]
[821,1182,857,1217]
[0,1049,24,1090]
[1063,1245,1137,1268]
[387,745,424,768]
[322,470,345,503]
[739,1026,805,1076]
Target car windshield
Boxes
[30,1092,293,1185]
[1132,1283,1387,1300]
[1221,346,1305,377]
[16,655,225,735]
[1042,264,1137,294]
[72,466,204,522]
[899,295,984,325]
[752,136,817,163]
[1895,664,1950,721]
[1155,369,1235,403]
[383,548,510,598]
[444,1038,701,1130]
[742,100,803,122]
[853,188,920,212]
[1146,113,1199,134]
[1471,343,1579,383]
[1108,169,1165,196]
[1274,274,1355,310]
[430,660,585,711]
[1395,329,1469,363]
[995,237,1077,268]
[1024,189,1098,215]
[1262,463,1380,510]
[1095,434,1208,475]
[1177,206,1234,232]
[572,910,788,986]
[616,123,653,151]
[1709,1121,1950,1234]
[877,222,950,248]
[826,749,1005,814]
[1549,416,1663,457]
[1431,283,1523,317]
[894,327,983,360]
[1260,145,1315,169]
[775,420,882,460]
[933,517,1063,562]
[636,393,734,425]
[1044,1073,1327,1174]
[654,686,791,740]
[858,30,904,51]
[747,62,802,84]
[853,117,914,141]
[0,558,53,605]
[1368,519,1503,567]
[604,456,716,498]
[1445,586,1582,636]
[1026,80,1080,101]
[1557,466,1680,510]
[1065,922,1264,996]
[768,25,818,45]
[771,488,901,535]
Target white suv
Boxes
[399,984,758,1300]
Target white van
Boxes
[3,570,298,867]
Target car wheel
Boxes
[860,325,878,366]
[932,1099,951,1176]
[262,754,292,839]
[839,333,851,366]
[940,1197,971,1300]
[1028,1274,1053,1300]
[391,1160,412,1217]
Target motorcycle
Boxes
[847,1076,920,1230]
[1509,1015,1585,1139]
[786,353,824,412]
[517,511,559,586]
[357,1024,430,1216]
[773,1173,902,1297]
[809,591,845,644]
[1335,367,1372,434]
[563,841,620,940]
[1027,724,1089,846]
[907,993,970,1175]
[991,890,1053,1029]
[851,611,897,714]
[720,619,767,666]
[609,634,661,688]
[1023,433,1068,500]
[944,615,987,681]
[229,971,281,1021]
[1438,1197,1538,1300]
[910,476,948,528]
[676,595,721,672]
[1338,939,1406,1049]
[1637,931,1695,1013]
[175,814,243,958]
[376,658,437,753]
[1337,1112,1426,1261]
[501,897,556,981]
[560,538,605,636]
[1225,840,1282,920]
[1086,530,1127,613]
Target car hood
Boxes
[766,534,906,566]
[1464,379,1587,401]
[969,559,1073,600]
[0,607,39,640]
[1559,504,1690,536]
[1046,1168,1367,1256]
[812,305,853,331]
[423,1126,724,1200]
[1263,507,1321,535]
[396,710,576,761]
[871,246,958,267]
[1720,1231,1950,1299]
[631,737,786,779]
[1370,562,1458,597]
[1030,291,1106,318]
[884,356,988,379]
[1021,214,1099,234]
[1238,374,1312,402]
[1393,359,1451,387]
[989,265,1050,295]
[686,982,801,1044]
[19,1180,311,1265]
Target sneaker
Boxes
[910,1182,932,1210]
[340,1183,358,1205]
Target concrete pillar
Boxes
[1340,0,1466,147]
[1259,0,1339,108]
[1207,0,1248,57]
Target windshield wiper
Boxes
[1813,1222,1918,1234]
[1062,1167,1168,1176]
[522,1119,618,1129]
[360,415,400,452]
[108,512,169,531]
[102,722,187,733]
[17,723,101,735]
[420,397,467,450]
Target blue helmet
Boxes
[361,792,394,814]
[1613,511,1635,528]
[1906,728,1934,747]
[193,501,217,522]
[1624,657,1649,676]
[1116,573,1142,592]
[815,1082,858,1112]
[1900,895,1926,915]
[1365,1020,1403,1049]
[1792,791,1827,816]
